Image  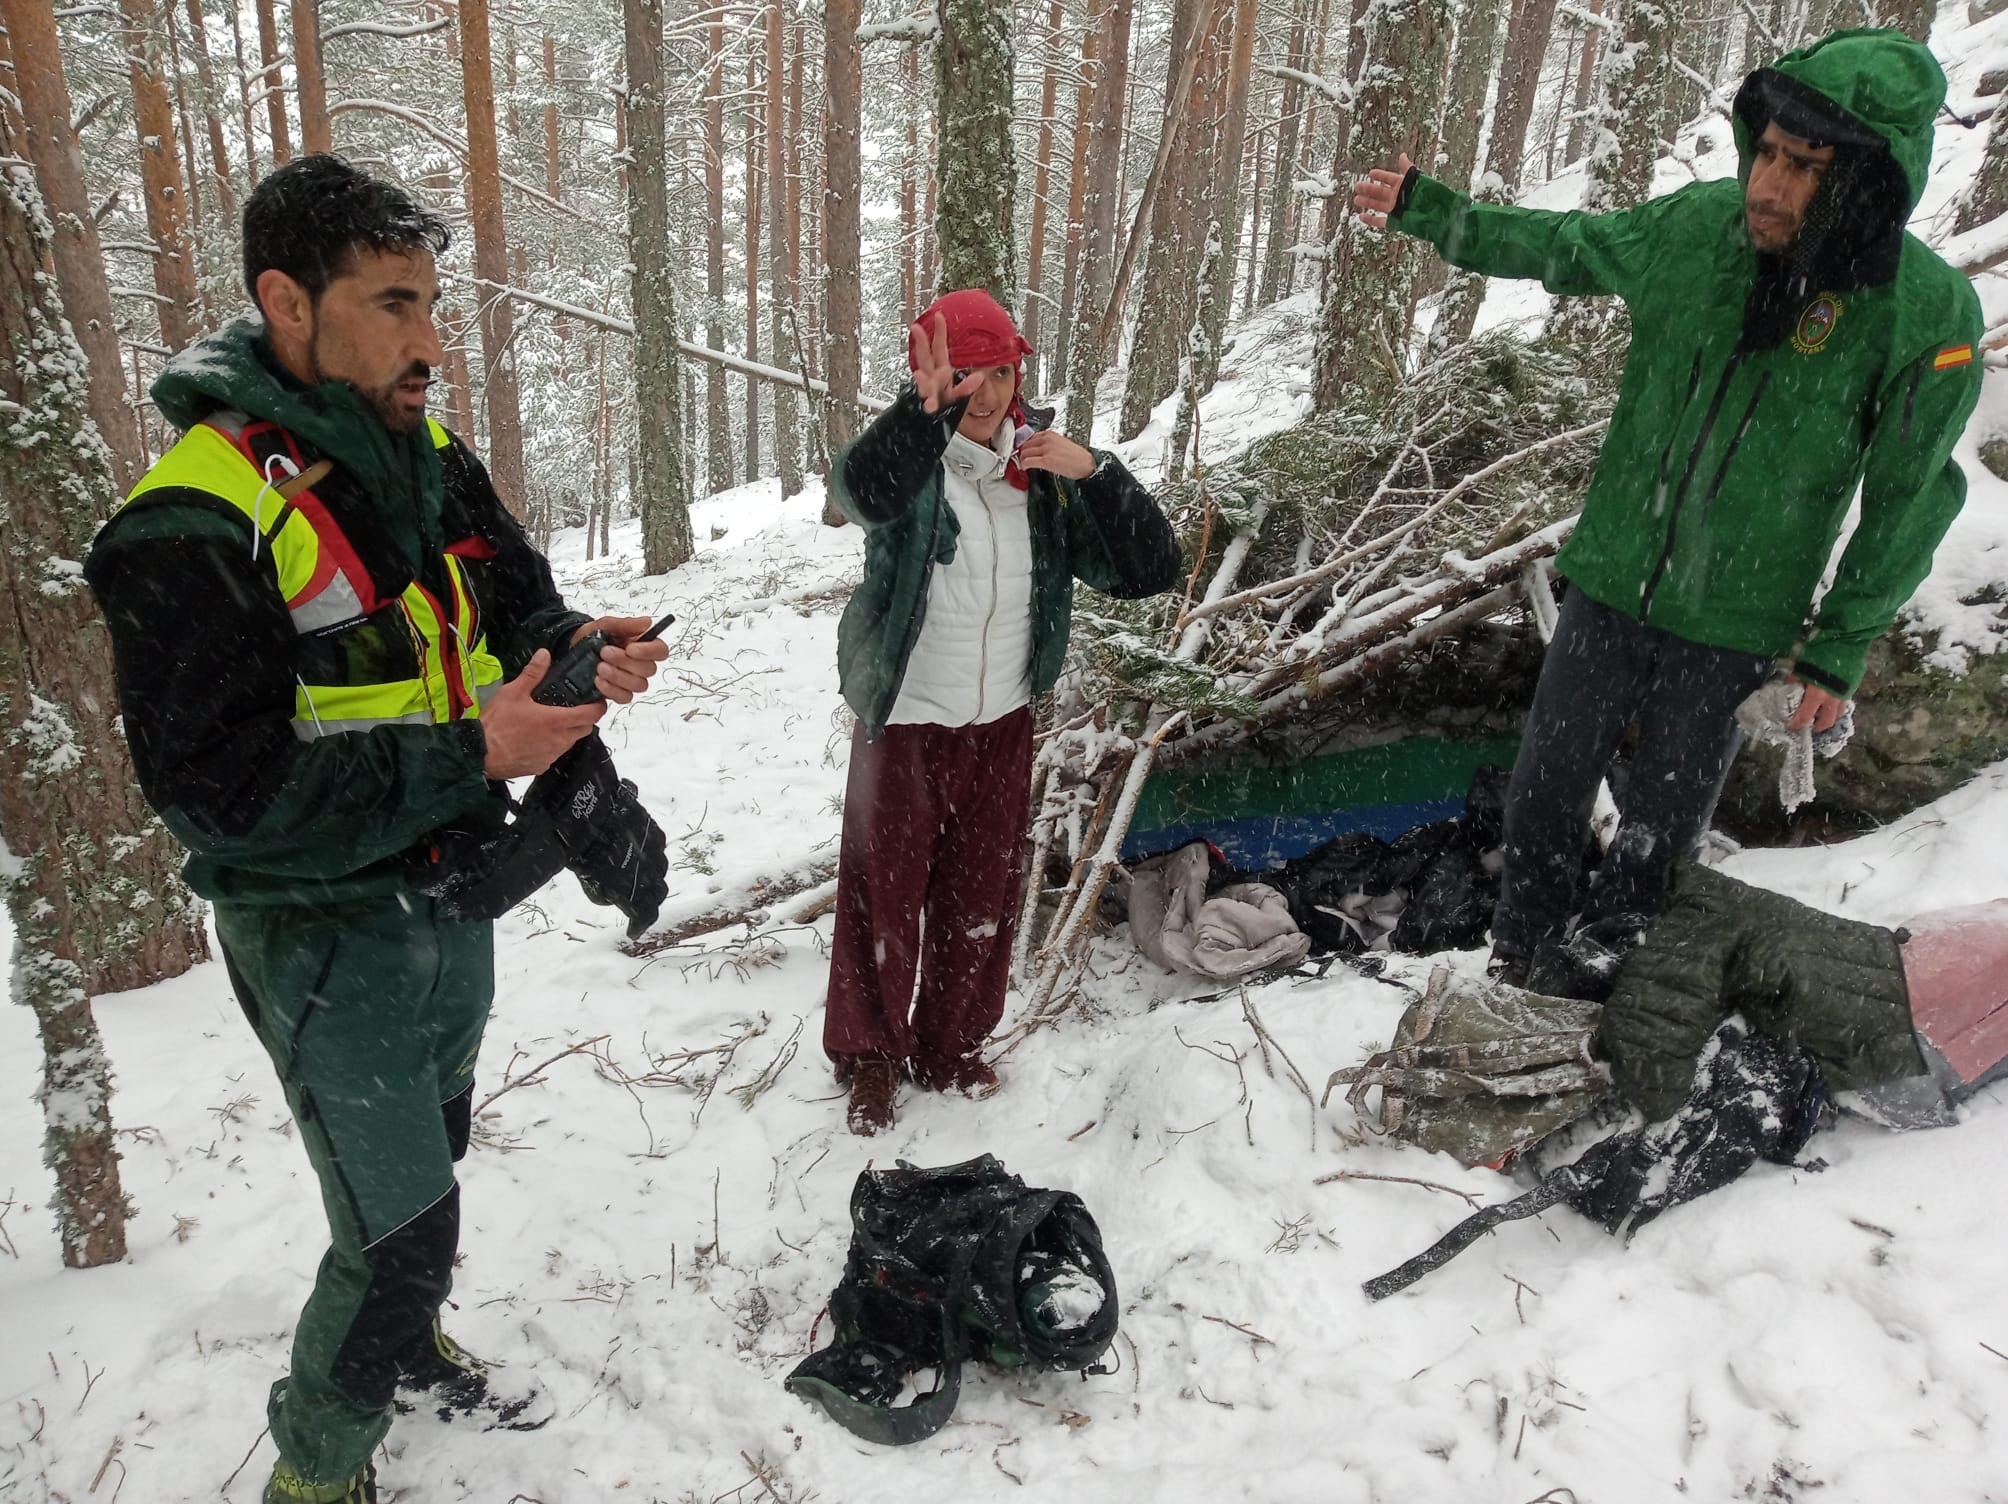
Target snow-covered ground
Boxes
[8,11,2008,1502]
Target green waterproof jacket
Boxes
[85,319,587,906]
[833,387,1183,736]
[1391,28,1983,695]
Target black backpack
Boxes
[786,1155,1118,1445]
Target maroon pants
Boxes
[824,707,1034,1084]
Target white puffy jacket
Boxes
[887,424,1034,728]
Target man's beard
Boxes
[362,365,431,434]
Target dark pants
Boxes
[1492,588,1774,960]
[824,707,1035,1085]
[217,895,492,1485]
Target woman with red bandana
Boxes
[823,289,1181,1135]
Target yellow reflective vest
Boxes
[121,410,505,738]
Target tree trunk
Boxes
[1487,0,1559,196]
[1563,0,1604,165]
[1060,0,1131,441]
[119,0,201,353]
[1417,0,1509,306]
[767,0,802,500]
[1199,0,1259,390]
[901,40,920,326]
[624,0,693,574]
[704,18,733,495]
[1875,0,1932,41]
[542,33,562,202]
[1258,0,1307,308]
[1,0,142,491]
[1119,0,1224,442]
[457,0,528,517]
[1052,0,1098,398]
[1957,92,2008,235]
[1310,0,1452,412]
[255,0,292,164]
[744,49,762,484]
[935,0,1017,305]
[291,0,331,153]
[1548,0,1675,344]
[226,0,259,180]
[185,0,240,238]
[822,0,863,494]
[0,159,209,1269]
[1021,0,1063,390]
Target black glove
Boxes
[522,735,669,939]
[407,812,569,924]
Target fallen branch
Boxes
[472,1035,612,1118]
[623,857,841,954]
[1312,1169,1484,1209]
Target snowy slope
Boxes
[7,12,2008,1503]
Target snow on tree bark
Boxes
[1258,0,1311,308]
[743,51,763,484]
[1549,0,1675,346]
[1311,0,1452,412]
[934,0,1017,306]
[1199,0,1260,388]
[183,0,240,240]
[1021,0,1064,390]
[255,0,293,164]
[1121,0,1226,443]
[457,0,530,518]
[1167,218,1224,484]
[0,160,209,1269]
[623,0,692,575]
[0,0,143,492]
[1563,0,1606,166]
[1956,94,2008,236]
[703,19,734,496]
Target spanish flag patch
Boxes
[1935,344,1975,370]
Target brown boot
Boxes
[845,1059,898,1136]
[912,1054,1001,1097]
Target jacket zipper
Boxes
[1698,372,1771,516]
[1641,350,1744,621]
[973,484,1002,724]
[871,465,945,735]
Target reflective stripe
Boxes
[125,416,503,737]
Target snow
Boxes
[6,13,2008,1500]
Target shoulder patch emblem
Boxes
[1934,344,1974,371]
[1791,295,1842,355]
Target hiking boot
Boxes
[393,1319,552,1431]
[264,1461,376,1504]
[914,1055,1000,1096]
[845,1058,898,1136]
[1485,950,1530,989]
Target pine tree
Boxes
[255,0,293,163]
[1956,97,2008,236]
[822,0,864,475]
[935,0,1017,304]
[1257,0,1310,307]
[457,0,529,516]
[291,0,332,153]
[118,0,201,353]
[1310,0,1452,411]
[1059,0,1131,442]
[1021,0,1064,390]
[0,156,208,1269]
[767,0,803,499]
[703,18,733,495]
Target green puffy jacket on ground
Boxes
[832,387,1182,737]
[1600,861,1925,1120]
[1391,28,1983,697]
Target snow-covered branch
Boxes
[858,13,938,43]
[320,16,453,42]
[1266,65,1353,107]
[1555,1,1615,30]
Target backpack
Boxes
[785,1155,1119,1446]
[1323,967,1609,1167]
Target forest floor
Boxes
[6,10,2008,1501]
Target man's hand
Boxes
[1015,429,1097,480]
[480,650,605,778]
[910,312,986,415]
[570,616,671,704]
[1353,152,1415,231]
[1784,677,1846,734]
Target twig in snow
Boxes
[88,1435,122,1493]
[1982,1342,2008,1364]
[75,1359,103,1414]
[729,1017,804,1109]
[0,1188,18,1258]
[220,1426,270,1492]
[1849,1217,1896,1239]
[1201,1314,1274,1347]
[471,1036,611,1118]
[1241,990,1317,1148]
[1505,1274,1541,1325]
[1066,1121,1098,1141]
[1312,1170,1484,1209]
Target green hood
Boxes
[1736,27,1946,208]
[151,313,444,563]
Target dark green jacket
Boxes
[1600,862,1924,1120]
[833,387,1182,736]
[1392,29,1982,695]
[84,319,586,905]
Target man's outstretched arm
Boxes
[1353,152,1691,302]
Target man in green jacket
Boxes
[1353,28,1984,981]
[84,156,668,1504]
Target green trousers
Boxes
[217,895,493,1485]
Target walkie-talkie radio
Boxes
[532,612,676,707]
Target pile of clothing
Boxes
[1123,767,1515,979]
